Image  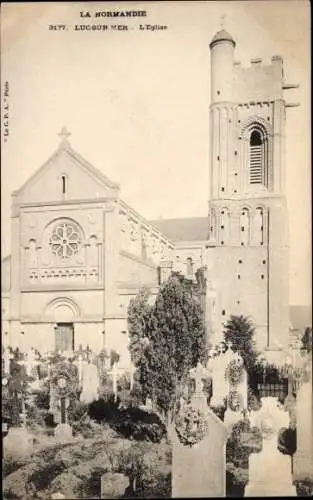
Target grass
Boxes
[3,420,171,499]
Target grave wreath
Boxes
[225,360,244,386]
[50,362,78,399]
[227,390,243,412]
[175,404,208,447]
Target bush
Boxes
[2,457,24,479]
[28,461,67,491]
[226,463,248,497]
[33,386,50,410]
[277,427,297,456]
[202,377,212,404]
[67,400,88,423]
[226,419,250,470]
[247,387,261,411]
[117,373,131,392]
[117,442,171,498]
[98,371,114,400]
[25,402,47,429]
[89,397,119,423]
[113,407,166,443]
[3,488,21,499]
[210,402,227,422]
[294,478,313,497]
[88,398,166,442]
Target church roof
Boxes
[149,217,209,242]
[210,29,235,47]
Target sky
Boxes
[1,1,311,306]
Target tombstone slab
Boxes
[172,407,227,497]
[245,397,296,497]
[293,354,313,481]
[54,423,73,442]
[4,426,34,458]
[80,362,99,404]
[101,472,129,499]
[224,408,242,433]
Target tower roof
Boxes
[210,29,235,48]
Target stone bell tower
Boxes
[206,27,298,352]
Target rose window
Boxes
[49,222,81,259]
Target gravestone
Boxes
[3,347,14,374]
[107,362,119,401]
[51,492,66,499]
[80,361,99,404]
[293,352,313,482]
[209,346,235,407]
[49,361,77,436]
[24,348,39,377]
[189,361,211,410]
[245,397,296,497]
[101,472,129,499]
[129,363,135,390]
[54,423,73,442]
[76,354,84,387]
[4,426,34,458]
[172,364,228,497]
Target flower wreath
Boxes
[175,404,209,447]
[227,390,244,412]
[225,360,244,386]
[50,362,78,399]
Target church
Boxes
[1,27,296,369]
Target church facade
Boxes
[1,28,293,368]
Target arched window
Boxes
[61,174,67,194]
[249,127,268,187]
[240,208,250,246]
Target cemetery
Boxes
[2,275,313,499]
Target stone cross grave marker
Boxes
[108,362,118,401]
[3,348,14,374]
[50,362,77,439]
[21,348,40,379]
[189,362,211,412]
[189,362,209,395]
[76,354,83,387]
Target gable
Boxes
[15,145,119,206]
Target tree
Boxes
[223,315,258,373]
[128,275,208,423]
[301,327,312,352]
[127,286,152,367]
[3,357,33,426]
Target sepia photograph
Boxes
[1,1,312,498]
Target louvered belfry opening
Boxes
[250,129,264,185]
